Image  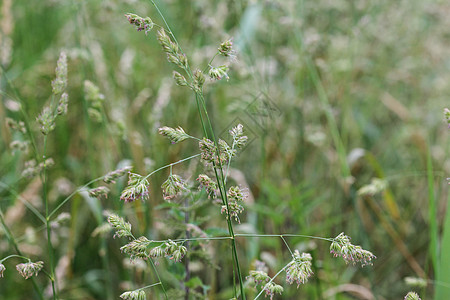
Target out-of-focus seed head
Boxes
[193,69,205,91]
[103,166,133,184]
[51,51,68,95]
[16,261,44,279]
[57,93,69,116]
[120,289,146,300]
[0,263,5,277]
[88,186,110,199]
[404,292,421,300]
[218,39,235,58]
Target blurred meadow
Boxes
[0,0,449,299]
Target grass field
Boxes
[0,0,449,299]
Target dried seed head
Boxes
[158,126,190,144]
[125,13,153,35]
[16,261,44,279]
[51,51,67,95]
[285,251,313,287]
[357,178,387,197]
[120,289,146,300]
[330,232,376,266]
[107,213,133,239]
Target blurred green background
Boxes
[0,0,449,299]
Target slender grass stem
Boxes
[42,136,58,300]
[0,209,45,300]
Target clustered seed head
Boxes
[120,289,146,300]
[149,245,164,258]
[16,261,44,279]
[247,270,270,285]
[120,173,150,203]
[84,80,105,122]
[88,186,110,199]
[404,292,421,300]
[196,174,219,198]
[164,240,187,262]
[107,213,133,239]
[218,39,235,58]
[173,71,188,86]
[161,174,186,201]
[445,108,450,128]
[230,124,248,149]
[330,232,376,266]
[120,236,151,261]
[51,51,67,95]
[158,126,190,144]
[208,65,229,81]
[36,106,56,135]
[221,186,246,223]
[199,138,232,165]
[6,118,26,134]
[0,263,5,277]
[157,28,188,69]
[125,13,153,35]
[357,178,387,197]
[263,282,284,300]
[285,251,313,287]
[103,166,133,184]
[21,158,55,178]
[57,92,69,116]
[193,69,205,91]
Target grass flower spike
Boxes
[161,174,186,201]
[285,250,313,287]
[125,13,153,35]
[107,213,133,239]
[103,166,133,184]
[120,173,150,202]
[120,289,146,300]
[209,65,229,81]
[120,236,151,261]
[330,232,376,266]
[51,51,67,95]
[158,126,190,144]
